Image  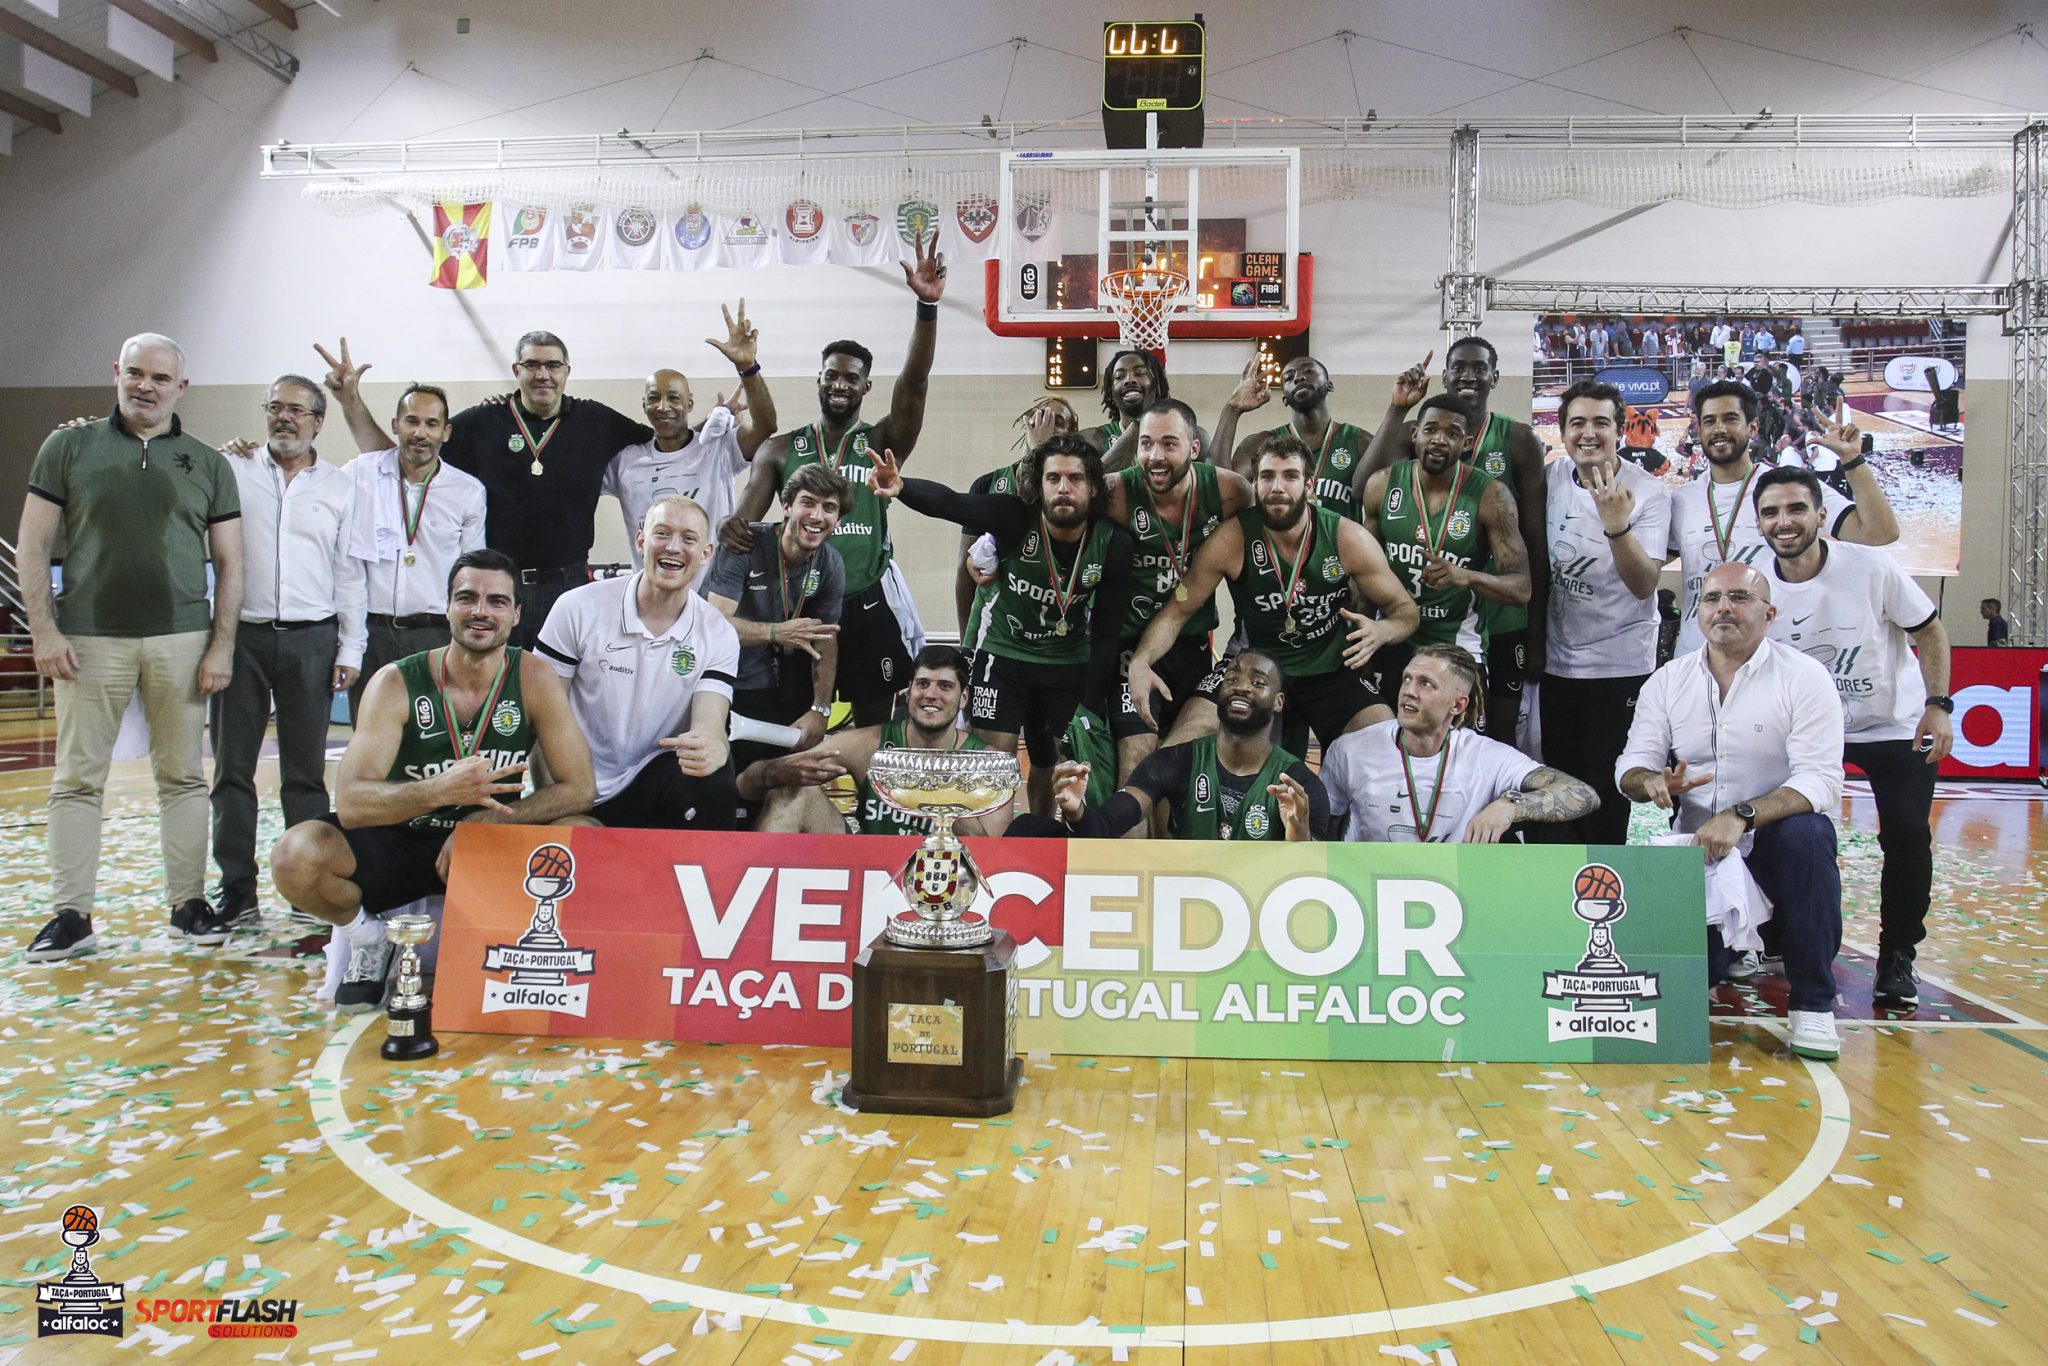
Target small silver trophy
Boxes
[380,913,440,1060]
[867,748,1021,949]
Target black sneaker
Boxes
[25,909,97,962]
[334,937,394,1015]
[168,897,234,946]
[1873,950,1919,1007]
[212,890,261,929]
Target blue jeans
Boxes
[1706,811,1842,1012]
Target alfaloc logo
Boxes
[36,1205,124,1337]
[481,842,598,1016]
[1540,862,1662,1042]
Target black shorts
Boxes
[835,580,913,704]
[591,752,741,831]
[1484,628,1527,697]
[1359,640,1414,705]
[968,649,1083,765]
[1278,667,1387,757]
[322,814,449,916]
[1114,633,1224,740]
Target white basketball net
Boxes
[1098,268,1192,352]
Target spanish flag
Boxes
[430,201,491,289]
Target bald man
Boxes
[605,309,778,569]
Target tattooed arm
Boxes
[1463,763,1599,844]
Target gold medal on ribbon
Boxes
[403,550,417,567]
[1284,613,1297,635]
[1055,619,1070,637]
[1175,584,1188,602]
[530,459,544,477]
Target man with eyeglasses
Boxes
[1617,562,1848,1060]
[202,375,368,934]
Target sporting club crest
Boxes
[1321,555,1343,581]
[1242,804,1271,839]
[491,699,522,736]
[896,198,939,247]
[670,647,696,677]
[956,193,998,244]
[1448,509,1474,540]
[785,199,824,241]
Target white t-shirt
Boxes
[1543,457,1672,679]
[535,574,739,803]
[603,408,746,568]
[1765,540,1936,743]
[1321,720,1540,843]
[1668,466,1852,654]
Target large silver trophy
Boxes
[867,748,1021,948]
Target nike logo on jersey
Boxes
[1790,614,1815,626]
[605,641,637,652]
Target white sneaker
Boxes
[1788,1009,1841,1060]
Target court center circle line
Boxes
[311,1015,1848,1349]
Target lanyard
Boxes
[1142,474,1198,598]
[1398,729,1454,842]
[397,462,439,550]
[775,533,813,620]
[809,423,858,472]
[432,648,511,764]
[508,400,561,473]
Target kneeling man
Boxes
[270,549,595,1007]
[536,495,742,829]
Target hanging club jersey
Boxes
[783,422,891,594]
[1378,458,1495,651]
[387,648,537,830]
[1116,461,1226,639]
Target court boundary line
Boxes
[310,1016,1850,1349]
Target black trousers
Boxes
[1844,738,1938,956]
[210,622,339,901]
[591,751,740,831]
[1539,672,1649,846]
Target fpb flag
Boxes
[430,201,491,289]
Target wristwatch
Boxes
[1924,694,1954,714]
[810,704,832,718]
[1732,802,1758,830]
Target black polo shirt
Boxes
[442,395,652,572]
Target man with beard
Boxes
[1216,355,1373,520]
[1671,380,1897,654]
[320,330,659,649]
[1359,394,1531,712]
[338,385,488,721]
[535,496,741,831]
[721,235,947,725]
[957,399,1078,635]
[1541,381,1672,846]
[1128,433,1419,759]
[742,645,1007,836]
[1321,645,1596,843]
[1103,399,1254,779]
[1086,350,1213,473]
[1012,652,1327,841]
[1362,338,1549,745]
[703,463,850,762]
[872,436,1135,818]
[604,303,777,567]
[1756,467,1952,1008]
[205,375,367,932]
[268,550,595,1006]
[1618,563,1847,1059]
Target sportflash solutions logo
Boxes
[1540,863,1661,1042]
[481,843,598,1016]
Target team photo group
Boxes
[21,231,1955,1064]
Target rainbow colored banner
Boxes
[437,827,1708,1062]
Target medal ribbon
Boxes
[1306,421,1340,495]
[1143,475,1198,587]
[1708,466,1759,561]
[775,530,812,621]
[1411,459,1470,556]
[508,399,562,463]
[1263,515,1316,627]
[808,423,858,473]
[1040,517,1087,626]
[1397,729,1454,843]
[433,648,512,764]
[397,462,439,550]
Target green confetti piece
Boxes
[1602,1325,1642,1341]
[745,1283,787,1295]
[816,1335,854,1347]
[649,1301,692,1312]
[580,1257,605,1274]
[889,1276,913,1297]
[1617,1197,1638,1208]
[1799,1326,1819,1345]
[1355,1195,1384,1203]
[1108,1325,1145,1335]
[530,1305,563,1326]
[1418,1340,1451,1353]
[520,1213,541,1229]
[1105,1257,1139,1269]
[832,1235,861,1248]
[806,1306,829,1325]
[1969,1291,2009,1310]
[1858,1223,1889,1239]
[476,1281,505,1295]
[1697,1331,1726,1349]
[301,1306,344,1318]
[165,1177,192,1193]
[770,1189,789,1203]
[1855,1153,1880,1162]
[1076,1058,1098,1067]
[1042,1229,1059,1244]
[1683,1308,1718,1330]
[1145,1260,1177,1274]
[1571,1285,1596,1304]
[1258,1253,1277,1270]
[1868,1250,1905,1264]
[148,1207,186,1221]
[250,1230,289,1244]
[860,1182,889,1192]
[1923,1252,1950,1264]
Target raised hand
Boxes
[1020,397,1076,449]
[312,338,371,407]
[1585,459,1636,536]
[901,231,948,303]
[1419,545,1467,591]
[706,299,759,370]
[1268,772,1311,840]
[1814,406,1863,461]
[1226,358,1272,415]
[1050,761,1092,823]
[714,388,749,419]
[1389,350,1434,411]
[1340,608,1389,672]
[870,447,905,499]
[774,617,840,660]
[433,756,528,813]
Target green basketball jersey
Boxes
[1094,420,1124,448]
[973,517,1117,666]
[1171,735,1300,841]
[1268,419,1367,521]
[1116,462,1225,638]
[1226,503,1353,677]
[1379,459,1495,649]
[857,722,991,835]
[388,648,536,830]
[784,423,889,593]
[1467,411,1529,638]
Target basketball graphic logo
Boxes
[1574,862,1624,903]
[61,1206,97,1239]
[38,1202,123,1337]
[483,843,597,1019]
[1543,862,1660,1043]
[526,843,573,888]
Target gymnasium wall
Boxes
[0,0,2035,638]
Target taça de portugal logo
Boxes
[1541,862,1662,1042]
[37,1205,123,1337]
[481,843,597,1016]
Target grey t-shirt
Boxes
[702,521,845,691]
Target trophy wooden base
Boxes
[844,930,1020,1118]
[380,1002,440,1061]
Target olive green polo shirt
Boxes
[27,412,240,637]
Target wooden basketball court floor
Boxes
[0,738,2044,1365]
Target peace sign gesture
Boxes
[1584,458,1636,537]
[870,447,905,499]
[901,230,948,304]
[706,298,759,370]
[1813,405,1863,461]
[312,337,371,406]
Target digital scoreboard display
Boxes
[1101,21,1206,112]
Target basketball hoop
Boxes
[1099,267,1192,353]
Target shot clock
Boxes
[1101,19,1206,148]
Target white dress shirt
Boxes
[343,449,486,619]
[1766,540,1937,743]
[1616,637,1844,834]
[232,447,367,668]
